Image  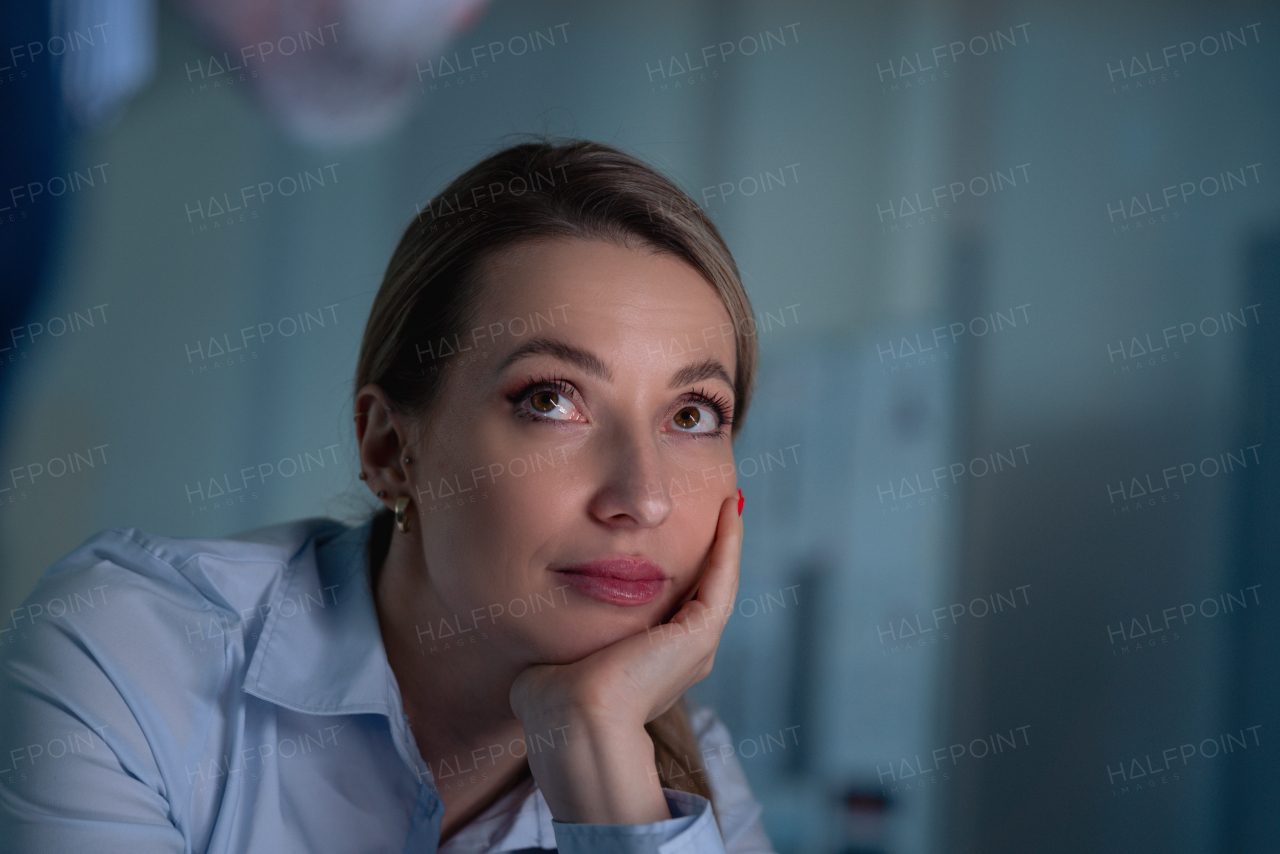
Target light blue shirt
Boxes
[0,517,774,853]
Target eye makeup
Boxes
[505,373,734,438]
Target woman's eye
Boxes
[524,390,580,420]
[671,404,718,433]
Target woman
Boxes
[0,139,775,852]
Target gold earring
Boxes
[394,495,411,533]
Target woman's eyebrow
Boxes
[667,357,733,391]
[495,337,733,391]
[495,337,612,382]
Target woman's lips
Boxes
[554,558,668,606]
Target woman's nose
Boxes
[586,426,672,528]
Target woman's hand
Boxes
[508,490,743,824]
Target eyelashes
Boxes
[684,387,735,433]
[505,373,734,437]
[506,374,581,423]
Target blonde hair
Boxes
[355,138,758,806]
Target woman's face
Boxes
[407,237,739,665]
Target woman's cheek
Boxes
[666,482,723,584]
[663,443,737,509]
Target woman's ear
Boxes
[355,384,412,507]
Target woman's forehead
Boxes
[473,237,731,330]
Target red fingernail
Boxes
[737,488,744,516]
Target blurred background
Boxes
[1,0,1277,851]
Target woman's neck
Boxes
[371,525,532,834]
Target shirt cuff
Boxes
[550,788,726,854]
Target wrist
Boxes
[527,716,669,824]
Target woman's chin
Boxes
[529,617,656,664]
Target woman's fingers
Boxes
[698,490,743,615]
[668,491,742,635]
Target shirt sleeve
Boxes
[549,788,717,854]
[0,532,195,853]
[548,704,776,854]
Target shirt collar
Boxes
[438,775,558,854]
[238,516,559,849]
[242,517,396,717]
